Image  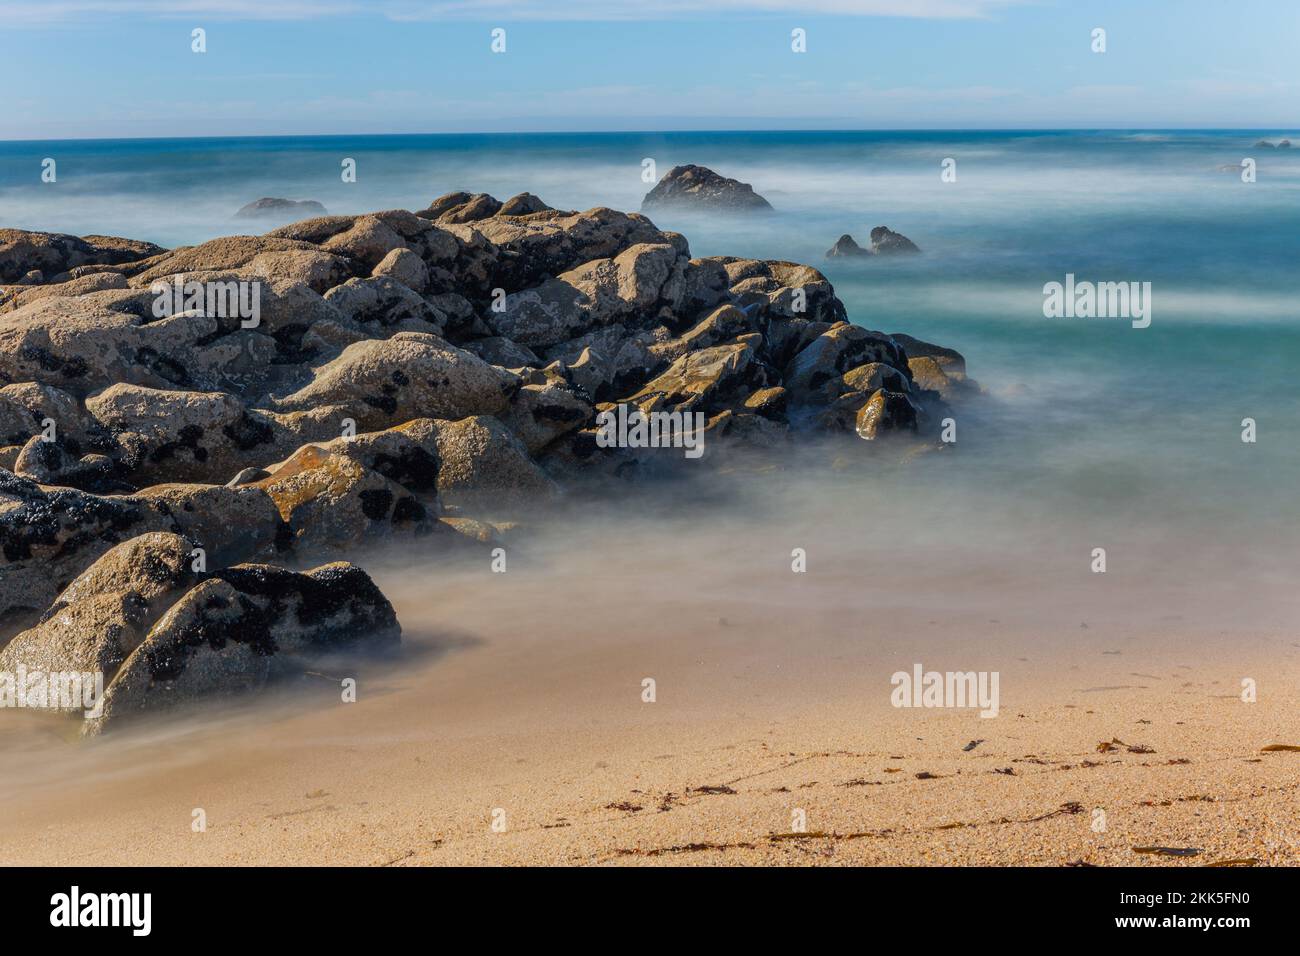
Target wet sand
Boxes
[2,487,1298,867]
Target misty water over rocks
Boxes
[3,445,1294,864]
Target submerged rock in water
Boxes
[868,226,921,255]
[825,234,870,258]
[642,165,773,212]
[825,228,920,258]
[235,198,329,221]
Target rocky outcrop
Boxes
[642,165,773,212]
[0,193,967,505]
[1,187,978,728]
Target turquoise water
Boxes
[2,130,1298,559]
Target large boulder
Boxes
[84,561,400,732]
[890,332,967,377]
[470,206,684,293]
[85,383,283,485]
[0,229,164,285]
[0,272,129,314]
[0,472,164,630]
[485,242,687,348]
[271,332,519,431]
[501,379,594,453]
[248,248,351,294]
[0,382,100,449]
[783,323,909,406]
[284,419,444,503]
[129,236,323,286]
[461,336,540,369]
[890,333,973,400]
[0,471,284,638]
[629,335,776,415]
[371,248,430,293]
[422,192,503,224]
[498,192,552,216]
[0,294,274,397]
[423,415,557,511]
[323,275,446,336]
[253,443,435,551]
[122,483,285,568]
[318,215,408,270]
[0,532,196,684]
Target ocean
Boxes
[2,129,1298,618]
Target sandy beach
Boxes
[4,494,1297,868]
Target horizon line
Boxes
[2,126,1296,146]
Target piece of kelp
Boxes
[1133,846,1202,857]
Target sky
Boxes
[1,0,1297,140]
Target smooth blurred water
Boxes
[2,130,1297,559]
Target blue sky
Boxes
[1,0,1297,139]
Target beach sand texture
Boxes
[3,509,1296,867]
